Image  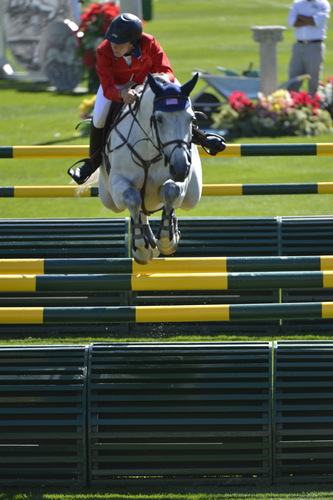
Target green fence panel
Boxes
[1,216,333,336]
[273,341,333,483]
[148,217,280,257]
[280,216,333,256]
[0,218,129,258]
[87,342,272,485]
[279,217,333,332]
[133,217,280,334]
[0,218,131,337]
[0,345,88,486]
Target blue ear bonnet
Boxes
[153,82,191,112]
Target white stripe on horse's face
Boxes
[153,108,194,183]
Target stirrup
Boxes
[67,159,92,185]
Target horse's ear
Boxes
[147,73,164,96]
[180,73,199,96]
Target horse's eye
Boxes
[156,115,163,124]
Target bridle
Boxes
[107,81,194,215]
[150,94,193,168]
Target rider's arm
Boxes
[144,35,175,82]
[96,40,125,101]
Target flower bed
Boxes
[212,87,332,138]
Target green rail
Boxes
[2,270,333,292]
[2,255,333,275]
[1,143,333,158]
[1,302,333,323]
[2,183,333,197]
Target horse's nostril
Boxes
[175,173,185,182]
[171,167,189,183]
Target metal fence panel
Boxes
[88,341,272,485]
[0,345,88,485]
[274,340,333,483]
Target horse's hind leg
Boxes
[157,180,181,255]
[123,186,155,264]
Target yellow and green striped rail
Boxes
[1,270,333,292]
[1,255,333,275]
[2,183,333,197]
[2,143,333,158]
[1,302,333,323]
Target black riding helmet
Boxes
[105,13,143,45]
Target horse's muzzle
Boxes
[169,148,191,183]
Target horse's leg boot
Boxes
[68,124,104,185]
[192,127,226,156]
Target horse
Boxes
[97,72,202,265]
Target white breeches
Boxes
[92,85,112,129]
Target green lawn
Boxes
[1,1,333,499]
[2,484,333,500]
[1,0,333,218]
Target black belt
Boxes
[297,39,323,44]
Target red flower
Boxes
[229,91,254,112]
[290,90,321,112]
[77,1,120,70]
[290,91,313,107]
[79,2,119,32]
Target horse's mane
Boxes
[136,73,172,97]
[150,73,171,84]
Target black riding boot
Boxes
[68,124,104,185]
[192,127,226,156]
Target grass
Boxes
[1,1,333,498]
[2,484,333,500]
[1,1,333,218]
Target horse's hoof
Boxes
[133,247,154,265]
[158,236,179,256]
[152,246,160,259]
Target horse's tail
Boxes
[68,170,99,197]
[81,170,99,188]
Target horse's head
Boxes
[147,73,198,183]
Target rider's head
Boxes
[106,13,143,46]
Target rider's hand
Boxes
[120,88,138,105]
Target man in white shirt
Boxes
[287,0,331,96]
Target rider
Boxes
[68,13,226,185]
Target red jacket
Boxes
[96,33,175,101]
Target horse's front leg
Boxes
[140,213,160,259]
[123,186,155,265]
[157,180,181,255]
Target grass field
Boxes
[1,1,333,219]
[1,1,333,498]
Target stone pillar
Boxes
[0,0,7,67]
[251,25,286,96]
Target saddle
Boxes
[101,101,125,173]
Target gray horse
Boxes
[98,73,202,264]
